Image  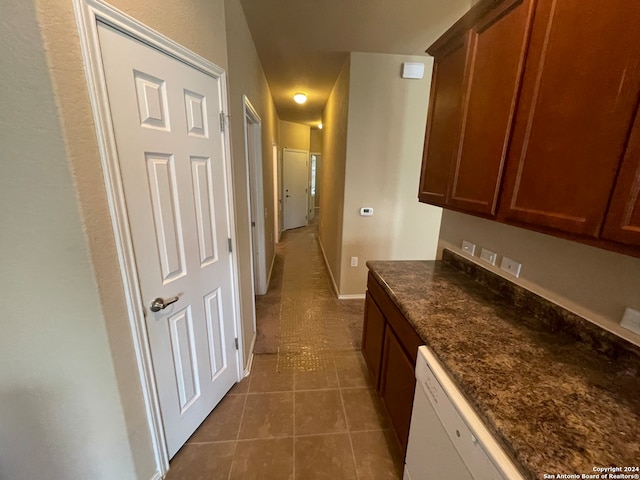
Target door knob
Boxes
[150,296,179,312]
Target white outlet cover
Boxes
[500,256,522,277]
[621,307,640,335]
[461,240,476,256]
[480,248,497,266]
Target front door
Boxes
[283,148,309,230]
[97,23,238,458]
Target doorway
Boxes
[283,148,309,230]
[243,97,267,295]
[75,1,244,474]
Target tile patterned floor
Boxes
[167,225,403,479]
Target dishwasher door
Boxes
[404,346,523,480]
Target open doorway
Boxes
[243,96,268,295]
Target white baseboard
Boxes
[266,252,276,291]
[316,235,340,298]
[150,472,163,480]
[338,293,366,300]
[243,334,256,378]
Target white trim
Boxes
[338,294,366,300]
[73,1,243,475]
[266,250,276,290]
[316,234,341,297]
[243,96,267,296]
[283,148,310,230]
[149,474,163,480]
[243,335,256,378]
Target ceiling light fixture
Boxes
[318,123,323,130]
[293,92,307,104]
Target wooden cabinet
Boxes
[419,33,468,206]
[362,273,423,453]
[362,292,385,388]
[499,0,640,237]
[379,325,416,452]
[419,0,640,253]
[420,0,535,214]
[602,112,640,246]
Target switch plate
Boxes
[351,256,358,267]
[360,207,374,216]
[480,248,497,266]
[621,307,640,335]
[461,240,476,256]
[500,256,522,277]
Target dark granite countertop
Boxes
[367,250,640,480]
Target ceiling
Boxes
[239,0,472,126]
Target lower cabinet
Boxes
[362,273,423,454]
[380,325,417,452]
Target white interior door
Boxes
[283,148,309,230]
[97,23,238,458]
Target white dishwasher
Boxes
[404,346,524,480]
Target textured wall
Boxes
[280,120,311,151]
[0,1,138,478]
[439,211,640,346]
[318,58,351,291]
[225,0,281,365]
[30,0,233,477]
[339,52,443,296]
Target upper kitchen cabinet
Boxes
[419,0,535,214]
[418,31,468,206]
[499,0,640,237]
[601,111,640,246]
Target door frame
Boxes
[73,0,244,476]
[242,96,267,295]
[283,148,310,230]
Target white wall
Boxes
[0,1,137,478]
[338,52,443,296]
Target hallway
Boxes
[166,225,403,479]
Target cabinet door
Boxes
[602,110,640,246]
[362,292,385,389]
[499,0,640,237]
[380,325,416,452]
[448,0,534,215]
[419,33,469,206]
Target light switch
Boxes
[360,207,374,216]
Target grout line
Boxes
[338,384,359,479]
[227,390,249,480]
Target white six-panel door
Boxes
[283,148,309,230]
[97,23,238,458]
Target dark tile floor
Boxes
[167,224,403,479]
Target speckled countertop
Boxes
[367,250,640,480]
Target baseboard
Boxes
[316,235,340,298]
[150,472,163,480]
[338,293,366,300]
[266,252,276,291]
[243,334,256,378]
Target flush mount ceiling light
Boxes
[318,123,323,129]
[293,92,307,104]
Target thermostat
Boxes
[360,207,374,216]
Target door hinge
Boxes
[234,338,239,350]
[251,221,256,227]
[228,237,232,252]
[220,112,226,132]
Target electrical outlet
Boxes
[351,257,358,267]
[500,256,522,277]
[480,248,497,266]
[461,240,476,256]
[621,307,640,335]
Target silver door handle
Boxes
[150,296,179,312]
